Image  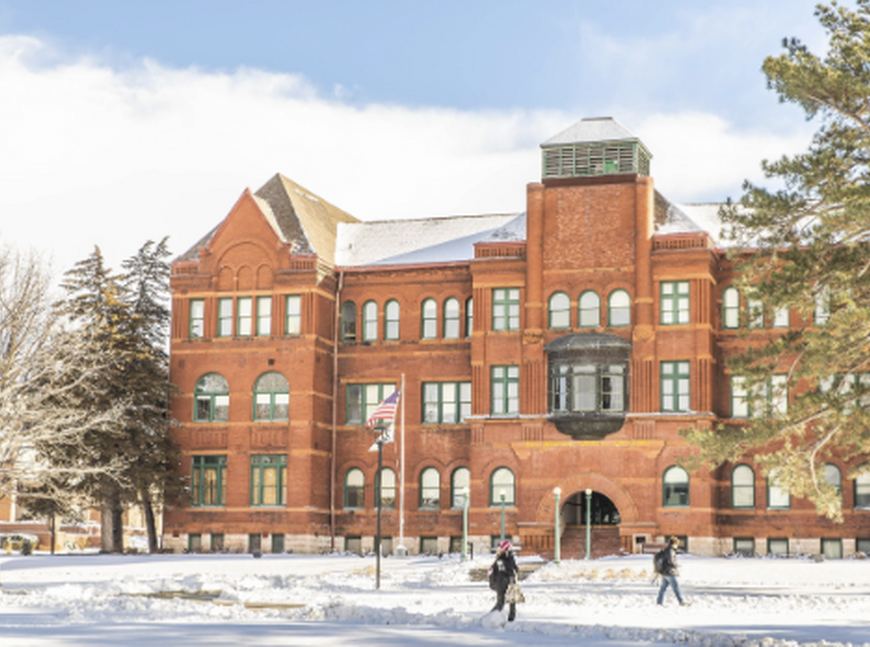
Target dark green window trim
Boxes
[191,455,227,506]
[285,295,301,335]
[384,299,400,340]
[731,464,755,509]
[854,465,870,509]
[607,289,631,327]
[578,290,600,328]
[217,297,233,337]
[548,291,571,329]
[465,296,473,338]
[443,297,460,339]
[722,286,739,329]
[419,466,440,510]
[491,365,519,415]
[250,454,287,506]
[341,301,356,342]
[344,468,365,509]
[451,467,470,509]
[767,537,789,556]
[190,299,205,338]
[733,537,754,557]
[767,476,791,509]
[660,361,690,412]
[346,383,397,425]
[421,298,437,339]
[662,465,689,507]
[376,467,396,510]
[660,281,690,325]
[489,467,515,506]
[422,381,471,424]
[236,296,253,336]
[253,372,289,421]
[256,296,272,336]
[492,288,520,330]
[194,373,229,422]
[362,300,378,341]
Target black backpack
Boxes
[653,548,668,575]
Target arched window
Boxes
[722,287,739,329]
[385,299,400,340]
[377,467,396,510]
[253,372,289,421]
[341,301,357,342]
[824,463,842,498]
[663,465,689,507]
[731,464,755,509]
[344,468,365,509]
[465,296,474,338]
[194,373,229,422]
[854,465,870,509]
[451,467,471,509]
[767,472,791,509]
[490,467,515,506]
[578,291,600,328]
[444,297,460,339]
[548,291,571,329]
[608,289,631,327]
[362,300,378,342]
[419,467,440,509]
[421,298,438,339]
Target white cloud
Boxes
[0,35,814,279]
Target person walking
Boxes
[656,536,689,606]
[489,540,519,621]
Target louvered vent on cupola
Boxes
[541,117,652,180]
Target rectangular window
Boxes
[420,536,439,555]
[660,281,690,325]
[191,455,227,506]
[767,537,789,556]
[345,536,362,555]
[188,533,202,553]
[491,365,519,415]
[285,295,301,335]
[250,454,287,506]
[422,382,472,424]
[856,537,870,553]
[767,475,791,509]
[772,306,789,328]
[747,298,764,328]
[210,533,224,552]
[217,297,233,337]
[492,288,520,330]
[821,538,842,559]
[733,375,788,418]
[856,476,870,509]
[248,533,262,553]
[661,361,690,412]
[271,534,285,554]
[733,537,755,557]
[256,296,272,336]
[237,297,252,336]
[346,383,397,425]
[190,299,205,338]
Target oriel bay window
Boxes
[250,454,287,506]
[191,455,227,506]
[550,363,625,414]
[422,382,471,424]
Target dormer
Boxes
[541,117,652,180]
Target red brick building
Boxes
[163,117,870,558]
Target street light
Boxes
[499,490,506,542]
[584,487,592,560]
[461,486,469,561]
[553,487,562,565]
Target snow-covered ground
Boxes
[0,551,868,646]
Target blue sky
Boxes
[0,0,830,274]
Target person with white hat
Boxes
[488,539,519,621]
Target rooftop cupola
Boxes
[541,117,651,180]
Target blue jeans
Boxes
[657,575,684,604]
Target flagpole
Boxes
[399,373,405,553]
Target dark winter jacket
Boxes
[660,546,680,577]
[490,551,518,591]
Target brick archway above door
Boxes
[535,472,639,526]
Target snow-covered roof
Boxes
[674,203,727,247]
[542,117,640,147]
[335,213,523,267]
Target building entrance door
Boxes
[558,491,622,558]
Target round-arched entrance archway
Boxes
[556,490,622,559]
[560,491,620,525]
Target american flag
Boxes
[366,389,400,427]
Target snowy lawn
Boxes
[0,551,868,646]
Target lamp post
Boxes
[553,487,562,565]
[499,490,506,542]
[461,486,469,561]
[374,427,386,589]
[584,487,592,560]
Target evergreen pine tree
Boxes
[684,1,870,520]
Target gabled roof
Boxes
[335,213,522,267]
[542,117,640,147]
